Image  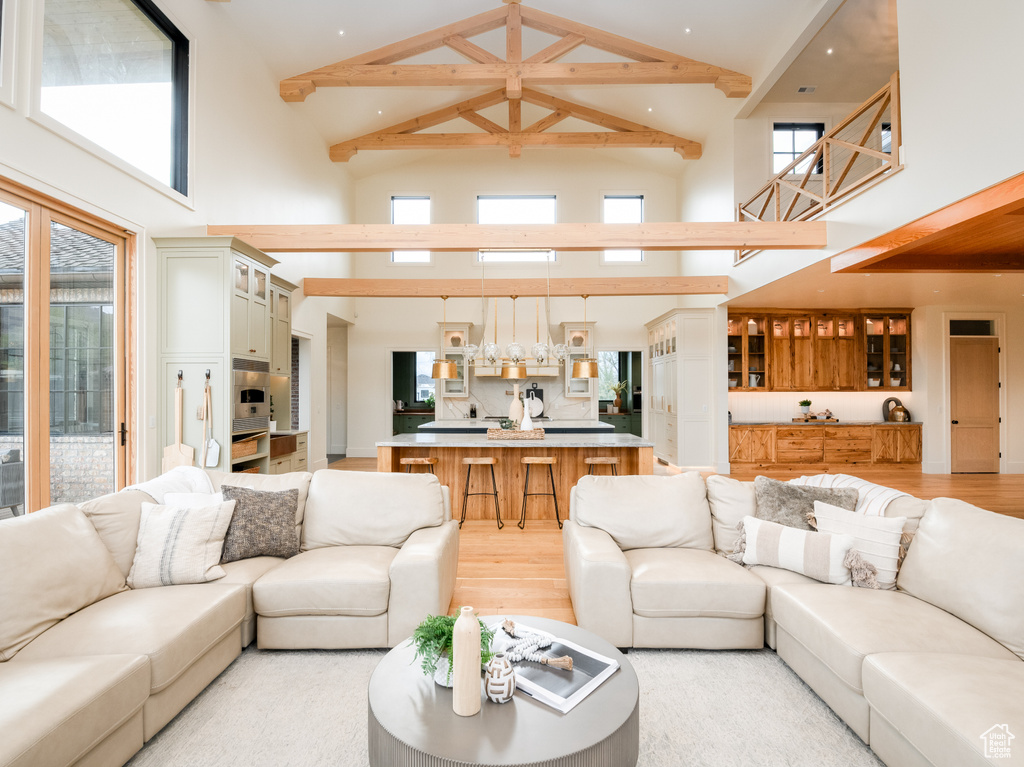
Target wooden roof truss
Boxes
[329,87,702,161]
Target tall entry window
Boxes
[0,177,130,515]
[40,0,190,194]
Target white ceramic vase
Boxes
[508,383,524,424]
[452,606,482,717]
[520,406,533,431]
[484,652,516,704]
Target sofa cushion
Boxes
[11,583,246,694]
[79,490,154,577]
[302,471,444,549]
[741,516,856,585]
[0,654,149,767]
[573,472,714,551]
[705,475,755,555]
[219,556,287,632]
[0,504,127,661]
[207,469,313,528]
[897,497,1024,660]
[748,564,818,626]
[863,653,1024,767]
[128,501,236,588]
[625,548,765,620]
[772,583,1019,694]
[254,546,397,617]
[754,476,858,530]
[220,485,300,562]
[812,501,906,590]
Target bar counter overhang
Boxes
[376,431,654,523]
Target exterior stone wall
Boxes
[0,435,113,512]
[291,337,300,430]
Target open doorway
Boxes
[597,350,643,436]
[391,350,436,434]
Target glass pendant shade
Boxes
[506,341,526,362]
[483,342,501,365]
[553,343,570,362]
[531,342,549,365]
[461,343,479,361]
[500,362,527,379]
[572,357,599,379]
[432,358,458,379]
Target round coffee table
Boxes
[367,615,639,767]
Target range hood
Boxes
[473,297,559,377]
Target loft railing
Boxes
[736,71,902,263]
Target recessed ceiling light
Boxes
[826,48,833,55]
[994,273,1002,277]
[647,107,653,112]
[934,290,940,293]
[338,30,345,36]
[817,289,825,293]
[684,28,691,34]
[378,110,383,115]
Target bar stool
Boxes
[585,456,619,476]
[400,457,438,474]
[460,457,502,529]
[519,456,561,530]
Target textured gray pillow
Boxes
[220,485,300,563]
[753,476,858,531]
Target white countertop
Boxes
[420,418,612,431]
[377,432,652,448]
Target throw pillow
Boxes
[740,515,856,586]
[127,500,235,589]
[753,476,858,530]
[705,475,756,555]
[811,501,907,590]
[219,485,300,562]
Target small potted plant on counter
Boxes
[798,399,812,415]
[610,380,629,413]
[410,610,495,687]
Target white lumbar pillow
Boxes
[128,501,235,589]
[741,515,856,586]
[811,501,906,590]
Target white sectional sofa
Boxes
[0,469,458,767]
[564,472,1024,767]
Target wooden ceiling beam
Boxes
[444,35,503,65]
[206,222,827,253]
[303,276,730,298]
[524,33,586,64]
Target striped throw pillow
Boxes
[128,501,235,589]
[741,515,856,585]
[811,501,907,590]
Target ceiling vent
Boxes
[797,86,817,94]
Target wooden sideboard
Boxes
[729,423,921,470]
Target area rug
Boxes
[127,645,882,767]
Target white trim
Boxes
[942,311,1006,474]
[26,0,196,209]
[0,0,16,108]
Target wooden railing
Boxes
[736,71,901,262]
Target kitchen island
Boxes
[417,418,613,434]
[376,432,653,524]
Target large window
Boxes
[40,0,189,194]
[772,122,824,174]
[477,195,556,262]
[0,177,129,514]
[391,196,431,263]
[603,195,643,263]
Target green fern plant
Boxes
[410,610,495,683]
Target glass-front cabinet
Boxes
[865,314,910,390]
[727,315,767,391]
[438,323,470,398]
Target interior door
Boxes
[950,337,999,473]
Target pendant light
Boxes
[501,296,528,379]
[571,295,599,379]
[531,298,549,365]
[431,296,458,379]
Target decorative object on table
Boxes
[409,611,495,688]
[499,418,515,430]
[526,383,544,417]
[798,399,812,414]
[570,296,599,378]
[163,371,194,472]
[425,393,435,409]
[748,373,761,387]
[508,382,524,423]
[488,427,544,440]
[501,619,573,670]
[883,397,911,422]
[453,606,483,716]
[431,297,458,380]
[611,380,629,411]
[484,652,516,703]
[520,403,534,431]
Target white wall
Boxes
[0,0,354,480]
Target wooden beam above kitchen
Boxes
[303,276,729,298]
[279,4,750,102]
[206,221,827,252]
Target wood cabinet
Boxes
[728,310,910,392]
[729,423,921,468]
[269,431,308,475]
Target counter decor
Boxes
[488,427,545,440]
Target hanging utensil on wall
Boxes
[201,370,220,468]
[163,371,195,471]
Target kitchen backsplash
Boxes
[728,391,918,423]
[439,374,593,421]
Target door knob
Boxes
[951,420,958,424]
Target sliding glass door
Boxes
[0,198,27,517]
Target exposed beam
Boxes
[304,276,730,298]
[206,222,827,253]
[524,33,586,64]
[444,35,504,64]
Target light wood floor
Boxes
[326,456,1023,624]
